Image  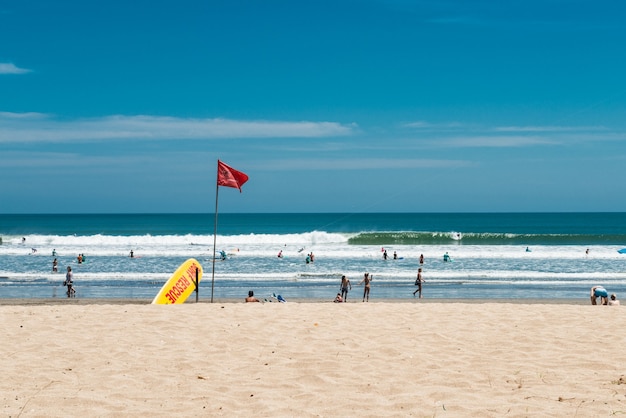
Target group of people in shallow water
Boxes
[334,253,427,302]
[335,273,373,303]
[277,249,315,264]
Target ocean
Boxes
[1,213,626,301]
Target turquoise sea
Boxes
[1,213,626,301]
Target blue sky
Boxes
[1,0,625,213]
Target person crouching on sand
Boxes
[590,286,609,305]
[609,294,620,306]
[334,293,343,303]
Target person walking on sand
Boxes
[358,273,372,302]
[340,275,352,302]
[413,268,424,298]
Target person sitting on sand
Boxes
[245,290,260,303]
[609,293,620,306]
[590,286,609,305]
[334,293,343,303]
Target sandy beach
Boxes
[1,301,625,417]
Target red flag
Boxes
[217,160,249,192]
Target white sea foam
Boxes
[2,231,626,299]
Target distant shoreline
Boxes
[0,297,589,305]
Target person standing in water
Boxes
[52,258,58,273]
[359,273,372,302]
[413,268,424,298]
[64,266,75,298]
[340,275,352,302]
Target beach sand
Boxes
[2,301,625,417]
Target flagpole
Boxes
[211,162,220,303]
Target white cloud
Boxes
[494,126,608,133]
[252,158,472,171]
[0,63,32,74]
[438,135,557,148]
[0,113,355,143]
[403,121,464,129]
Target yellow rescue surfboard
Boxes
[152,258,203,304]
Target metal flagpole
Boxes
[211,163,220,303]
[195,266,199,303]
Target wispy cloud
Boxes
[0,63,32,74]
[437,135,557,148]
[494,125,608,133]
[252,158,473,171]
[402,120,624,148]
[403,121,465,129]
[0,113,355,143]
